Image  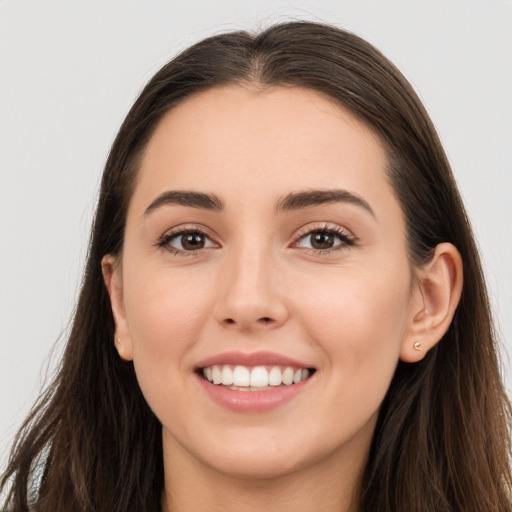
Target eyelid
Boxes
[155,221,355,256]
[155,224,220,255]
[293,222,354,240]
[291,222,356,253]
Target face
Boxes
[106,85,422,481]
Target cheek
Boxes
[121,260,221,429]
[294,261,411,382]
[288,264,411,445]
[122,260,216,375]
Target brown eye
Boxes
[161,230,216,253]
[295,228,353,252]
[181,233,205,250]
[310,232,335,249]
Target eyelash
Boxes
[293,224,355,255]
[156,224,355,257]
[156,228,214,257]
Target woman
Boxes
[1,21,510,512]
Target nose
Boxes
[213,242,289,331]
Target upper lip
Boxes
[196,351,314,369]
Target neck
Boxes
[160,431,370,512]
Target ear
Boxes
[102,255,133,361]
[400,243,463,363]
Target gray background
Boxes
[1,0,511,476]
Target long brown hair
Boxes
[2,21,511,511]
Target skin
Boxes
[103,85,462,512]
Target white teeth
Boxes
[212,365,222,384]
[233,365,250,386]
[282,367,294,385]
[250,366,269,387]
[268,366,282,386]
[202,364,313,389]
[221,366,233,385]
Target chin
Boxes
[190,434,307,481]
[211,453,304,482]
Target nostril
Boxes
[222,316,275,327]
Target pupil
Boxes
[312,232,333,249]
[182,233,204,250]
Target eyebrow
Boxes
[144,190,224,215]
[275,189,375,218]
[144,188,375,218]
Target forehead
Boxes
[131,85,395,217]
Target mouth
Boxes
[194,351,317,411]
[197,364,316,391]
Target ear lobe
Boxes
[400,243,463,363]
[101,255,133,361]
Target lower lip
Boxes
[195,373,313,413]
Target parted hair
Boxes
[2,21,511,511]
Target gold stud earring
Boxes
[115,338,123,358]
[413,341,422,351]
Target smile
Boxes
[195,352,316,412]
[201,364,313,391]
